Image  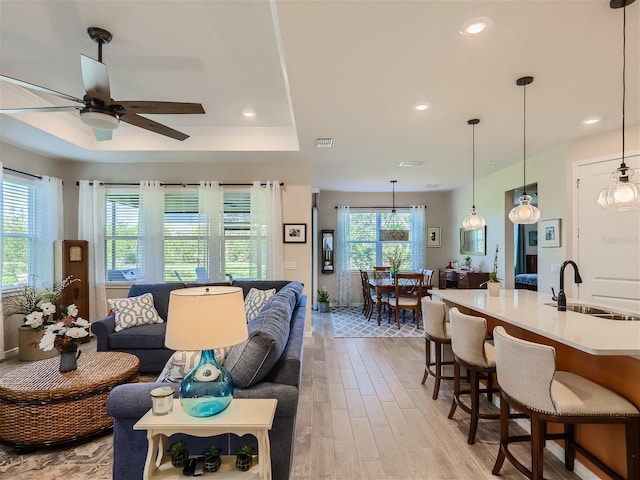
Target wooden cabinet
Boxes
[438,269,489,289]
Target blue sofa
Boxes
[91,280,294,373]
[105,281,306,480]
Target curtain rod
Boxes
[75,181,284,187]
[334,205,420,209]
[2,166,43,180]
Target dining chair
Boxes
[373,266,391,280]
[420,269,434,297]
[359,270,375,320]
[392,272,423,329]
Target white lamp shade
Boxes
[597,169,640,210]
[165,286,248,351]
[462,207,486,230]
[508,194,541,224]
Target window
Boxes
[2,176,35,289]
[104,188,253,282]
[347,210,412,271]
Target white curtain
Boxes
[250,181,283,280]
[198,181,224,282]
[33,175,64,289]
[410,205,426,270]
[0,165,4,358]
[335,206,351,306]
[139,181,164,283]
[78,180,107,322]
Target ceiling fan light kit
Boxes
[463,118,486,231]
[597,0,640,210]
[509,76,541,225]
[0,26,205,141]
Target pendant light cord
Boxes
[522,83,527,195]
[621,4,627,168]
[472,122,476,208]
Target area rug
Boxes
[328,306,424,338]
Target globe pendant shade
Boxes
[462,207,486,230]
[597,169,640,210]
[508,194,541,224]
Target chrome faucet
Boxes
[557,260,583,311]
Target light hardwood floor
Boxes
[289,311,582,480]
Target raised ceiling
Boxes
[0,0,638,192]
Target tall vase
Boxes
[59,349,81,372]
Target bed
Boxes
[515,254,538,291]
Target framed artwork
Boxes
[283,223,307,243]
[540,219,561,248]
[426,227,441,247]
[528,230,538,247]
[321,230,334,273]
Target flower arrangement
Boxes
[386,244,408,272]
[487,244,500,283]
[39,304,89,353]
[5,275,80,331]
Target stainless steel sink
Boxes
[544,302,639,321]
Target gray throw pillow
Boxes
[108,293,164,332]
[244,288,276,322]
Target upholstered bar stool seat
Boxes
[447,307,501,444]
[492,326,640,480]
[421,298,454,400]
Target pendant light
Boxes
[509,76,541,225]
[462,118,486,230]
[380,180,409,241]
[597,0,640,210]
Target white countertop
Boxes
[431,289,640,356]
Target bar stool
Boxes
[420,298,453,400]
[447,307,499,444]
[492,326,640,480]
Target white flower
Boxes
[39,332,56,351]
[25,311,44,329]
[74,317,89,327]
[41,302,56,315]
[194,363,220,382]
[66,327,89,339]
[67,304,78,317]
[46,322,66,334]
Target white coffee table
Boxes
[133,398,277,480]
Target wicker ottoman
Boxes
[0,351,139,451]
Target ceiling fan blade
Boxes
[116,101,205,115]
[94,129,112,141]
[0,106,82,114]
[81,54,111,104]
[120,113,189,141]
[1,74,85,104]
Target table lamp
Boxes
[165,286,248,417]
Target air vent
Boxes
[316,137,334,148]
[399,161,424,167]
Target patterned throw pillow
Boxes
[108,293,164,332]
[244,288,276,322]
[158,349,230,382]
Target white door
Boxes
[574,154,640,312]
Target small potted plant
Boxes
[317,289,330,313]
[167,440,188,468]
[203,445,222,472]
[235,445,255,471]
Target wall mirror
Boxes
[460,226,487,255]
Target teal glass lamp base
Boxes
[179,349,234,417]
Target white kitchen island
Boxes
[432,288,640,480]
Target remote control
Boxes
[193,456,205,476]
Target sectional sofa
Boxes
[97,280,306,480]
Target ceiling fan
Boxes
[0,27,205,141]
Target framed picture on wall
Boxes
[321,230,334,273]
[427,227,441,247]
[283,223,307,243]
[528,230,538,247]
[540,218,560,248]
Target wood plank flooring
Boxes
[289,311,582,480]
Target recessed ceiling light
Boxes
[414,103,430,111]
[460,17,492,37]
[241,109,256,118]
[582,116,601,126]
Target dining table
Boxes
[368,276,432,326]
